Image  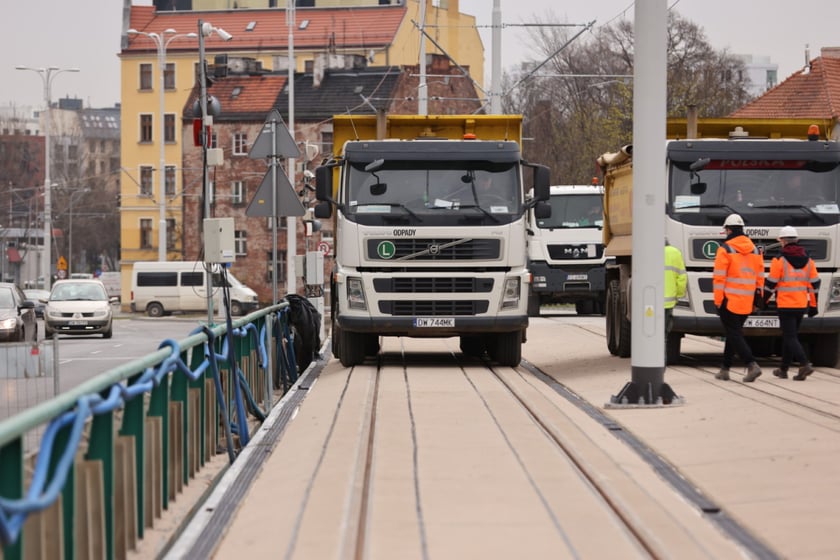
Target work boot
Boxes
[772,368,788,379]
[743,362,762,382]
[715,368,730,381]
[793,363,814,381]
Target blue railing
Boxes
[0,303,300,560]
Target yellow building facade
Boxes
[118,0,484,308]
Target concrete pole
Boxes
[630,0,668,394]
[418,0,428,115]
[490,0,502,114]
[157,36,167,261]
[287,0,297,296]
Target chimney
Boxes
[822,47,840,59]
[804,44,811,74]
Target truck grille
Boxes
[367,238,501,261]
[547,244,604,260]
[373,277,493,293]
[379,300,490,315]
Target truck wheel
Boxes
[810,333,840,367]
[459,335,486,357]
[364,334,380,356]
[331,315,341,360]
[491,331,522,367]
[146,302,164,318]
[666,332,682,365]
[338,328,366,367]
[616,287,632,358]
[606,279,620,355]
[527,288,541,317]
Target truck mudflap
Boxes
[529,261,607,295]
[672,315,840,335]
[337,315,528,337]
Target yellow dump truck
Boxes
[600,120,840,366]
[314,114,550,366]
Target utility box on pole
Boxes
[203,217,235,263]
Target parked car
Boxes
[23,288,50,319]
[0,282,37,343]
[45,279,114,338]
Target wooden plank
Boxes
[168,401,184,499]
[144,417,162,527]
[188,389,200,478]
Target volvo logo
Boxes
[428,243,441,255]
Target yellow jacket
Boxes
[665,244,687,309]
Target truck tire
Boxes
[459,335,486,357]
[616,287,632,358]
[527,288,541,317]
[606,279,620,355]
[364,334,380,356]
[338,328,366,367]
[491,331,522,367]
[666,332,682,365]
[810,333,840,367]
[331,316,341,361]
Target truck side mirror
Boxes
[533,201,551,219]
[533,165,550,201]
[314,201,332,219]
[315,165,334,202]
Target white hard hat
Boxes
[778,225,799,239]
[723,213,745,227]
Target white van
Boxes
[130,261,259,317]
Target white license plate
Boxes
[744,317,779,328]
[414,317,455,328]
[567,274,588,281]
[68,320,88,326]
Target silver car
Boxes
[45,279,114,338]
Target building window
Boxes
[140,114,153,143]
[235,230,247,255]
[233,132,248,155]
[164,114,176,143]
[140,166,153,196]
[766,69,778,90]
[164,62,175,90]
[267,250,287,283]
[140,219,153,248]
[165,165,176,197]
[166,218,177,250]
[231,180,244,205]
[140,63,153,90]
[266,217,287,229]
[321,130,333,157]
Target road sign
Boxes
[245,166,306,217]
[57,256,68,271]
[317,241,331,255]
[248,109,301,160]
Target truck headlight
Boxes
[347,277,367,310]
[501,278,520,310]
[831,277,840,304]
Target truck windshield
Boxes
[344,161,521,226]
[538,194,603,229]
[669,160,840,226]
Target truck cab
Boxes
[526,184,610,316]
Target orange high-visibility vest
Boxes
[713,240,764,315]
[766,258,819,309]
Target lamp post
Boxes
[127,28,197,261]
[67,188,90,275]
[15,65,80,290]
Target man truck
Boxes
[599,121,840,366]
[314,114,550,367]
[526,183,610,317]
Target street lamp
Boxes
[127,28,197,261]
[67,188,91,275]
[15,65,80,290]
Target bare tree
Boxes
[506,10,752,184]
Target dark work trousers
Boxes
[778,308,808,370]
[719,307,756,369]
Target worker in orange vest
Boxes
[713,214,765,382]
[763,225,820,380]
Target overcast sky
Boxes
[3,0,839,110]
